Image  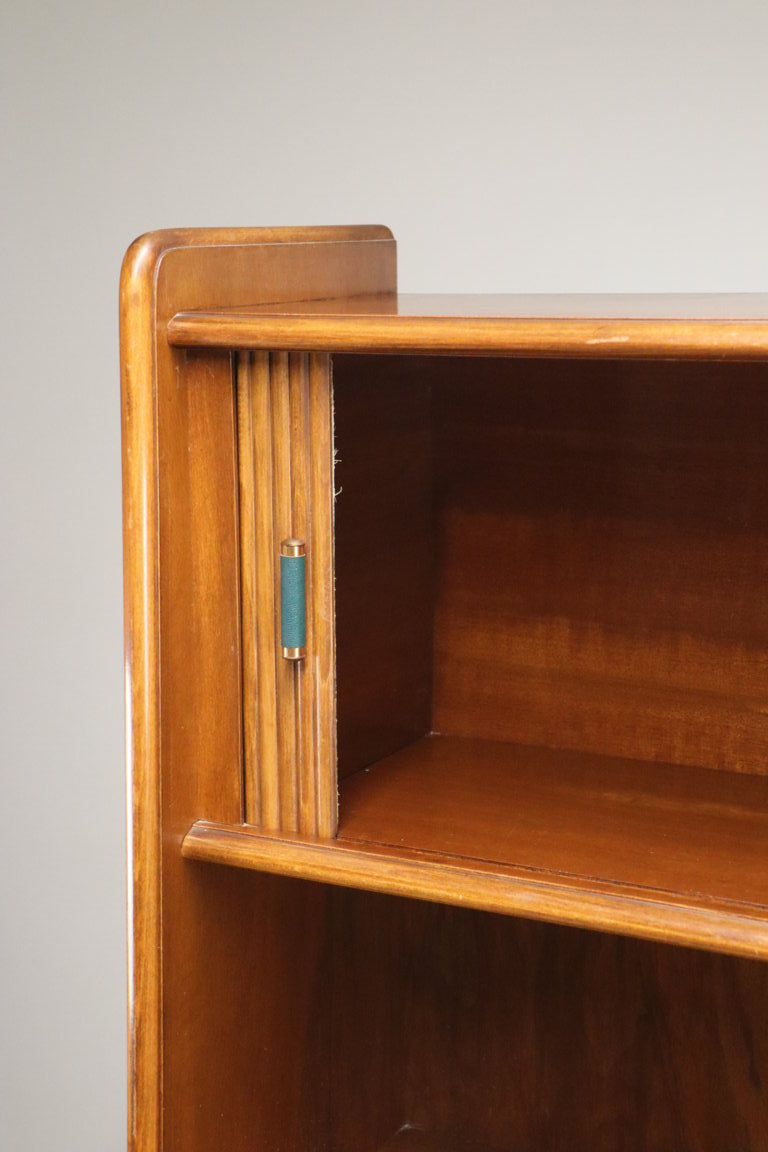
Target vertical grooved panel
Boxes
[238,350,336,835]
[236,356,261,824]
[290,354,318,835]
[271,352,298,831]
[249,352,280,827]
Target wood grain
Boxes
[181,816,768,960]
[307,353,337,836]
[429,357,768,775]
[339,733,768,909]
[124,227,768,1152]
[191,290,768,317]
[334,355,434,778]
[168,859,768,1149]
[333,354,768,779]
[155,345,247,1152]
[395,904,768,1151]
[238,351,277,824]
[363,901,768,1150]
[289,354,316,834]
[168,291,768,358]
[237,349,336,835]
[377,1130,455,1152]
[271,353,298,828]
[121,226,396,1152]
[121,232,164,1152]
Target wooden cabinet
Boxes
[121,227,768,1152]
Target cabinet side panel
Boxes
[163,867,334,1152]
[121,240,163,1152]
[334,355,435,778]
[159,349,244,830]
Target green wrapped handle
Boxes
[280,540,306,659]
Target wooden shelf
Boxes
[182,734,768,960]
[340,734,768,906]
[167,292,768,358]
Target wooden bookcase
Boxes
[121,227,768,1152]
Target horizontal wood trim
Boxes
[168,296,768,359]
[181,820,768,961]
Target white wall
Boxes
[1,1,767,1148]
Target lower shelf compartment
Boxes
[182,734,768,959]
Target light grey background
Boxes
[1,1,767,1148]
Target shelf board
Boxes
[182,734,768,960]
[341,734,768,908]
[167,292,768,358]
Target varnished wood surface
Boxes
[125,226,768,1152]
[231,291,768,317]
[340,734,768,910]
[237,349,336,835]
[427,357,768,775]
[331,353,768,778]
[186,348,768,960]
[377,1128,461,1152]
[394,905,768,1151]
[182,813,768,960]
[120,226,397,1152]
[168,292,768,358]
[339,898,768,1150]
[334,356,434,778]
[154,346,246,1152]
[166,868,768,1148]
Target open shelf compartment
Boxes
[339,734,768,913]
[184,351,768,958]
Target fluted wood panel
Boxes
[237,350,336,836]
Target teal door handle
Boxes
[280,539,307,659]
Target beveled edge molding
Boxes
[168,311,768,360]
[181,819,768,963]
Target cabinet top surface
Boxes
[168,292,768,358]
[220,292,768,320]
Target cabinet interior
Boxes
[334,354,768,904]
[201,351,768,1151]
